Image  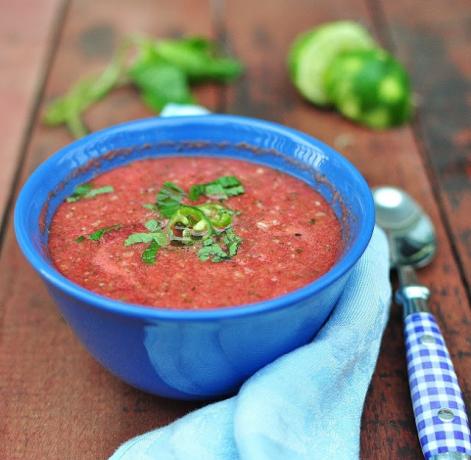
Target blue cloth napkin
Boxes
[110,225,391,460]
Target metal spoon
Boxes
[373,186,471,460]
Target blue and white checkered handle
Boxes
[405,312,471,459]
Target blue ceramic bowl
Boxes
[14,115,374,400]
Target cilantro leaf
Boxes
[189,176,244,201]
[142,240,160,265]
[67,183,114,203]
[157,182,185,217]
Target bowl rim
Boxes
[14,114,375,321]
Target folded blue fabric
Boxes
[110,226,391,460]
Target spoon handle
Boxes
[401,307,471,459]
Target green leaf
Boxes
[66,183,114,202]
[88,224,122,241]
[124,233,156,246]
[189,176,244,201]
[75,224,121,243]
[144,219,161,232]
[86,185,114,199]
[124,226,168,247]
[152,232,169,247]
[198,237,228,262]
[43,52,127,138]
[128,58,194,112]
[205,183,226,199]
[142,240,159,265]
[153,37,243,82]
[142,203,159,212]
[223,228,242,257]
[43,35,243,138]
[188,184,206,201]
[157,182,186,217]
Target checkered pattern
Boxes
[405,312,471,459]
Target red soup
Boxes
[48,157,343,309]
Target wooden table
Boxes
[1,0,470,458]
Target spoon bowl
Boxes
[372,186,437,268]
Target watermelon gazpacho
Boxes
[48,157,343,309]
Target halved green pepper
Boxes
[197,203,233,230]
[168,206,212,243]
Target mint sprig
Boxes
[44,36,243,138]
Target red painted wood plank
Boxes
[0,0,64,224]
[377,0,471,293]
[0,0,215,458]
[221,0,471,458]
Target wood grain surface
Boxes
[378,0,471,296]
[0,0,469,459]
[0,0,65,229]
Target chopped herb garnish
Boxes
[223,228,242,257]
[157,182,185,217]
[75,224,121,242]
[188,184,205,201]
[67,183,114,203]
[125,220,168,247]
[189,176,244,201]
[124,177,244,265]
[124,219,169,265]
[124,233,157,245]
[144,219,161,232]
[198,237,229,262]
[89,224,122,241]
[197,229,242,263]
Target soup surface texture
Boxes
[48,157,343,309]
